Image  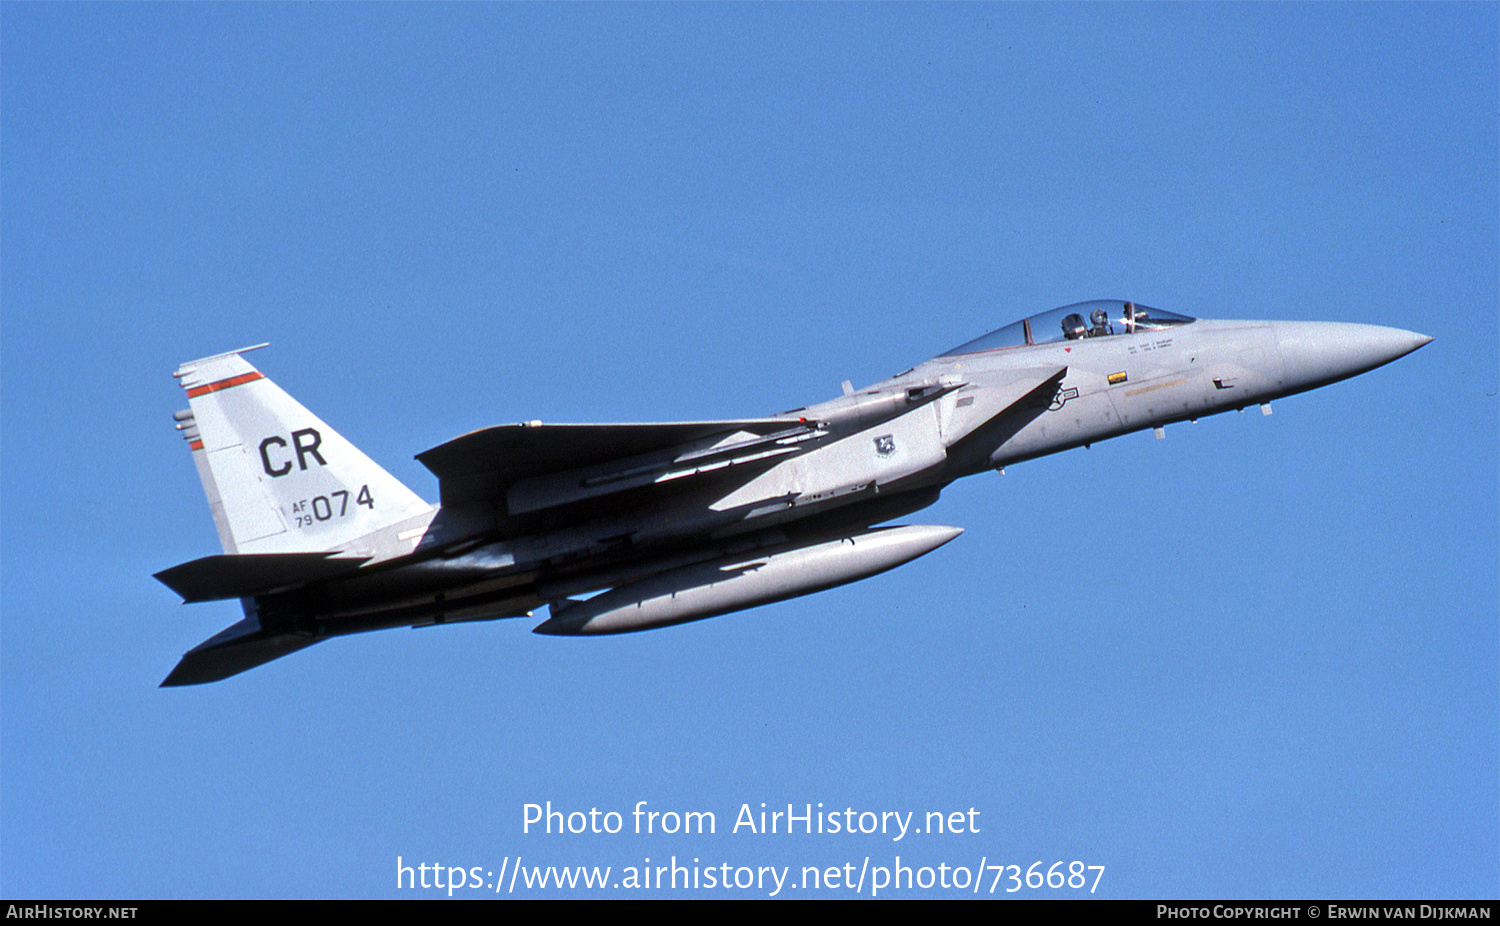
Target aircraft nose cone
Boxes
[1274,322,1431,391]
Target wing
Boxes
[415,368,1069,514]
[416,418,819,508]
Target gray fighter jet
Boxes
[156,300,1430,685]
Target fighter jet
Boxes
[155,300,1430,685]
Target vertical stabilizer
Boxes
[171,346,432,555]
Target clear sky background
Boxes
[2,4,1495,900]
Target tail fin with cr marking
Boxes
[170,345,432,555]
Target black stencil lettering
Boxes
[291,428,326,470]
[259,436,292,477]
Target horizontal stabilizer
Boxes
[154,552,370,603]
[161,616,321,686]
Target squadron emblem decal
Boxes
[873,434,896,457]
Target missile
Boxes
[534,523,963,635]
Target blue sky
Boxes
[2,3,1495,899]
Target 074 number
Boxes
[292,485,374,528]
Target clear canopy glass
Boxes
[940,301,1195,357]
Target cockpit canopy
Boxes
[939,300,1195,357]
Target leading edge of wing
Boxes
[416,419,804,506]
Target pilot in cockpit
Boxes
[1089,308,1113,337]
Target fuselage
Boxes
[909,317,1429,475]
[159,300,1431,683]
[269,308,1429,636]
